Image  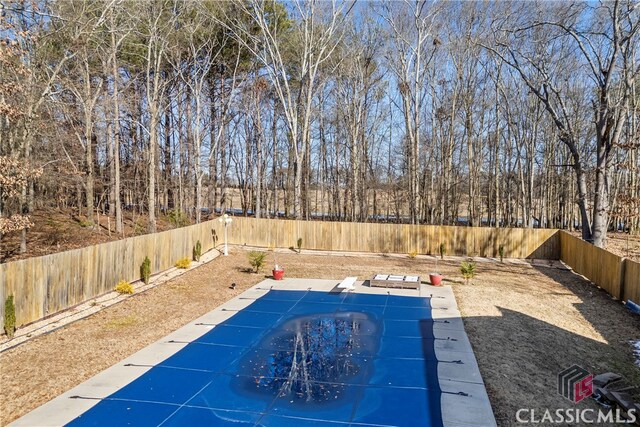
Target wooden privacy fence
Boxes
[624,259,640,304]
[0,217,560,330]
[0,217,560,332]
[0,220,226,331]
[559,231,640,302]
[228,217,560,259]
[3,218,639,332]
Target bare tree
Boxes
[333,16,385,222]
[57,0,107,225]
[381,0,440,224]
[220,0,354,219]
[104,2,131,235]
[137,0,172,233]
[489,0,640,246]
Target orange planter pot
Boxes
[429,274,443,286]
[272,269,285,280]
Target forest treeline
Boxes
[0,0,638,255]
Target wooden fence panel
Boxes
[340,221,353,251]
[226,218,559,259]
[95,242,111,297]
[623,260,640,303]
[560,231,624,299]
[454,226,467,255]
[226,217,557,260]
[322,220,334,250]
[76,245,89,304]
[121,237,135,285]
[48,252,64,315]
[286,220,297,249]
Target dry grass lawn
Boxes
[1,248,639,426]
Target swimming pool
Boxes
[10,279,496,426]
[66,290,443,427]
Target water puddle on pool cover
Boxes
[233,312,381,406]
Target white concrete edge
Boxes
[430,286,497,427]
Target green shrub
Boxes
[248,251,267,273]
[140,256,151,285]
[175,258,191,269]
[133,221,146,235]
[46,220,65,245]
[439,243,446,259]
[106,315,138,328]
[78,219,93,228]
[460,261,477,285]
[498,245,505,263]
[115,280,134,294]
[166,209,190,228]
[4,295,16,338]
[296,237,303,253]
[193,240,202,262]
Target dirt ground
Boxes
[0,208,200,263]
[1,249,639,426]
[602,231,640,261]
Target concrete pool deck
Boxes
[10,278,496,427]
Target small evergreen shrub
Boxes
[498,245,505,263]
[140,256,151,285]
[248,251,268,273]
[460,261,477,285]
[193,240,202,262]
[439,243,446,259]
[133,221,146,235]
[296,237,303,253]
[78,218,93,228]
[115,280,134,294]
[167,209,190,228]
[175,257,191,269]
[4,295,16,338]
[46,220,65,245]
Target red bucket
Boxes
[272,269,285,280]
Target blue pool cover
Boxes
[68,290,443,427]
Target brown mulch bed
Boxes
[1,250,639,426]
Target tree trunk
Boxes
[574,163,591,241]
[84,109,94,224]
[591,144,610,247]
